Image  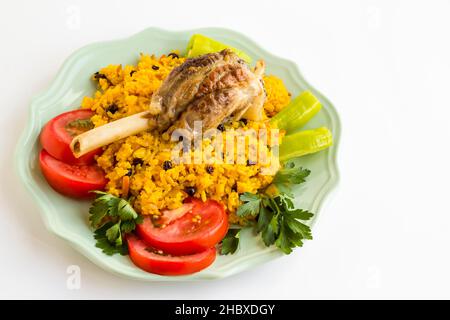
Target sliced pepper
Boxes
[279,127,332,161]
[186,34,252,64]
[270,91,322,133]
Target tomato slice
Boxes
[127,234,216,276]
[40,109,101,165]
[160,203,194,225]
[136,198,228,255]
[39,149,107,198]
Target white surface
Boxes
[1,0,449,299]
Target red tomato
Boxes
[40,109,101,165]
[160,202,194,225]
[39,149,107,198]
[136,198,228,255]
[127,234,216,276]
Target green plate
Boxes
[15,27,340,281]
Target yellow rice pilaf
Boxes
[81,52,291,224]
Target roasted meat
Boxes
[71,50,266,158]
[148,49,265,132]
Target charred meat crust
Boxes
[195,63,249,98]
[177,89,237,130]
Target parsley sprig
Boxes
[89,191,143,255]
[220,228,241,255]
[234,158,314,254]
[272,159,310,197]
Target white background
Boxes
[1,0,449,299]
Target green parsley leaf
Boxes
[240,192,261,202]
[237,192,261,217]
[262,219,277,246]
[272,158,311,197]
[235,166,315,255]
[94,222,128,256]
[286,216,312,240]
[220,228,241,255]
[256,206,272,233]
[117,198,138,221]
[273,158,311,185]
[95,237,128,255]
[88,191,142,256]
[105,222,122,246]
[121,220,136,233]
[277,194,294,210]
[89,192,121,228]
[275,224,293,254]
[88,200,109,229]
[289,209,314,221]
[135,215,144,225]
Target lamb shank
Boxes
[71,49,266,158]
[149,48,266,132]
